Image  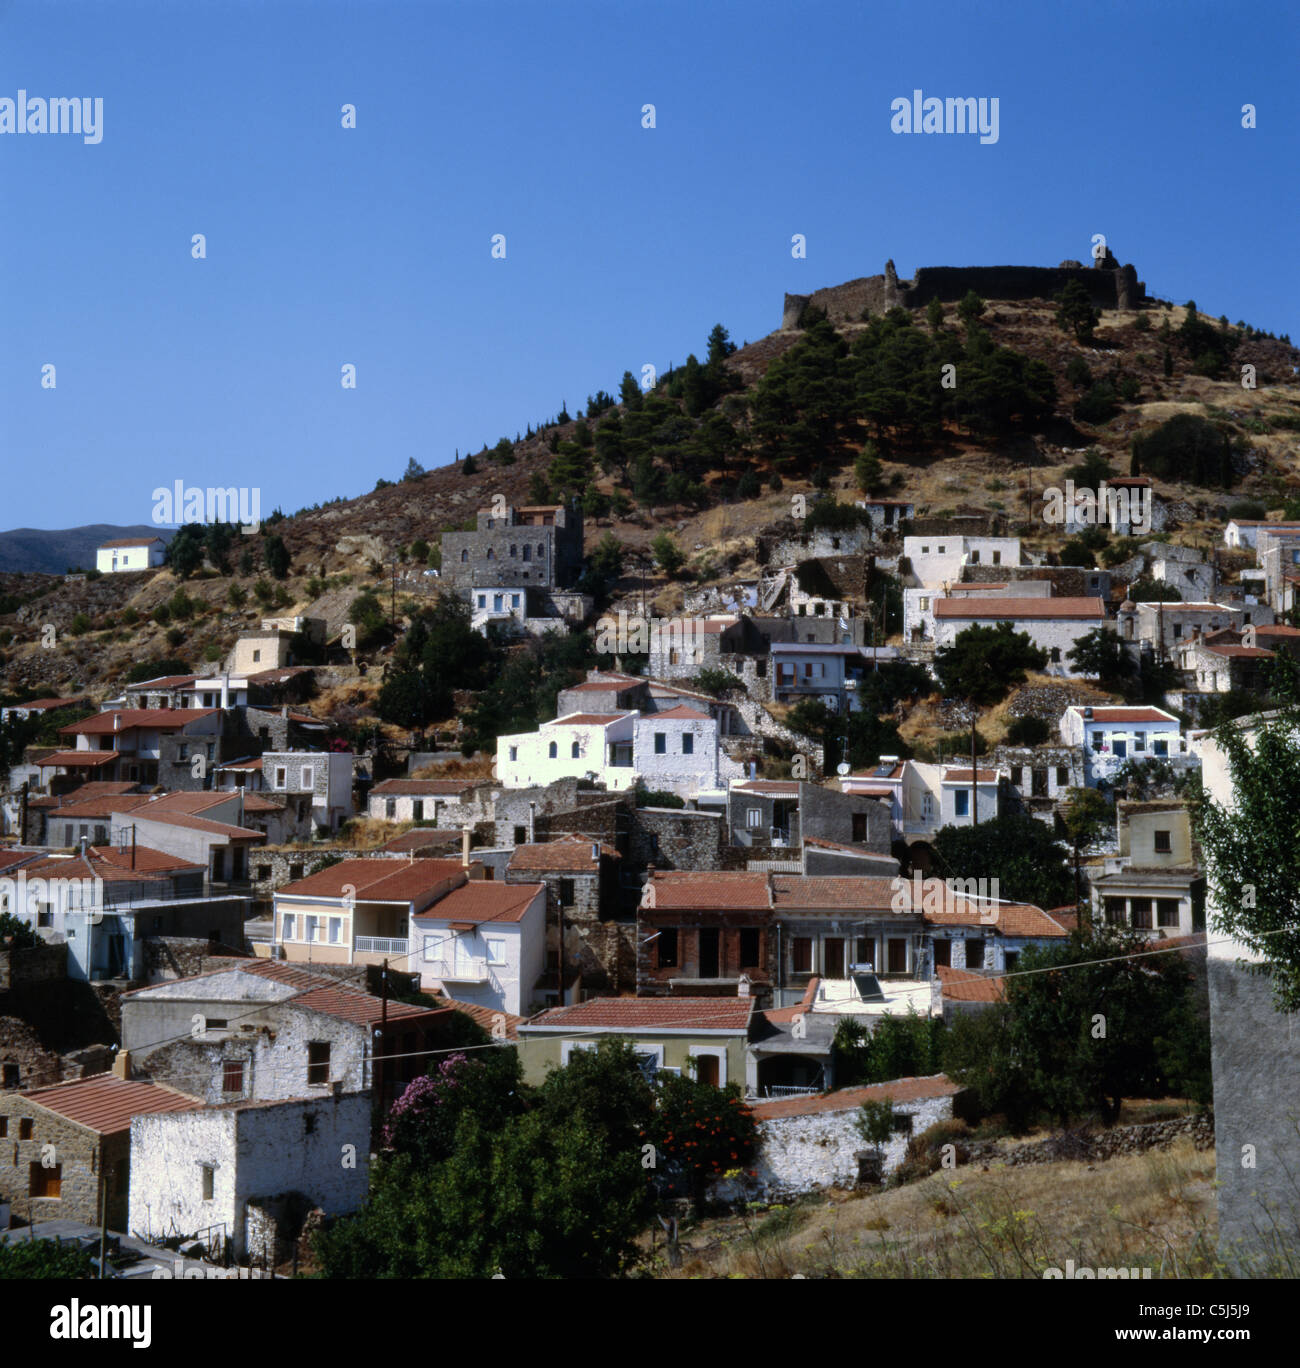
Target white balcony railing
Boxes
[426,956,489,982]
[355,936,408,956]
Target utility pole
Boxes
[379,959,389,1113]
[969,704,978,828]
[19,781,28,845]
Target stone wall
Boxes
[962,1113,1213,1168]
[708,1090,956,1202]
[0,943,67,994]
[628,807,726,872]
[0,1093,126,1226]
[0,1015,64,1091]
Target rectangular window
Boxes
[966,938,985,970]
[1,1066,16,1090]
[852,813,867,841]
[954,791,969,817]
[919,597,930,612]
[1153,738,1168,757]
[558,878,575,907]
[1056,766,1069,786]
[1131,900,1153,929]
[281,913,295,941]
[328,917,341,945]
[201,1165,214,1201]
[0,1117,7,1135]
[1105,898,1126,926]
[970,550,980,564]
[303,915,318,943]
[1157,899,1181,928]
[1134,731,1146,753]
[412,800,424,821]
[739,928,760,966]
[275,767,287,789]
[29,1163,61,1199]
[992,551,1002,566]
[513,825,527,845]
[654,733,666,754]
[307,1041,331,1086]
[1154,829,1172,853]
[746,808,762,829]
[222,1060,244,1094]
[485,937,507,965]
[792,937,812,973]
[19,1118,34,1140]
[681,733,693,755]
[1004,950,1019,972]
[657,928,678,968]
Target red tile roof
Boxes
[644,871,772,910]
[508,835,620,870]
[279,858,468,902]
[125,674,197,690]
[89,845,204,874]
[937,966,1007,1003]
[6,697,87,711]
[649,705,711,721]
[801,836,889,856]
[414,881,543,924]
[21,1075,201,1134]
[769,876,897,910]
[525,996,755,1031]
[98,537,165,549]
[935,597,1105,620]
[751,1075,960,1119]
[370,778,477,796]
[429,997,523,1039]
[942,768,999,783]
[58,782,141,800]
[61,709,217,735]
[39,750,119,768]
[1207,645,1274,658]
[1072,707,1178,723]
[131,811,266,842]
[381,829,461,853]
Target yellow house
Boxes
[273,856,483,971]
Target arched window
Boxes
[548,741,557,759]
[486,547,495,560]
[571,741,580,758]
[522,545,532,562]
[510,544,517,557]
[537,543,545,557]
[460,549,468,562]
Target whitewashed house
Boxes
[129,1091,370,1262]
[411,879,546,1016]
[496,708,740,799]
[1059,704,1183,783]
[933,596,1109,675]
[96,537,166,574]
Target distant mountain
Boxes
[0,524,174,576]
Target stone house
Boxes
[727,779,892,853]
[853,497,915,532]
[47,708,223,788]
[995,744,1085,827]
[505,835,623,994]
[517,995,755,1090]
[1090,801,1204,938]
[0,1072,200,1229]
[1118,599,1249,654]
[128,1090,370,1262]
[1222,518,1300,551]
[1175,631,1277,695]
[120,958,452,1106]
[259,750,353,832]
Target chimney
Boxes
[220,672,230,710]
[79,835,88,858]
[112,1049,131,1081]
[461,825,472,868]
[528,801,536,844]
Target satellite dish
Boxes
[836,762,850,776]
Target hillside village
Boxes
[3,254,1300,1279]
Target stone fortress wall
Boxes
[782,250,1145,331]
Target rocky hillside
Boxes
[2,281,1297,707]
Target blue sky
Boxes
[2,0,1296,530]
